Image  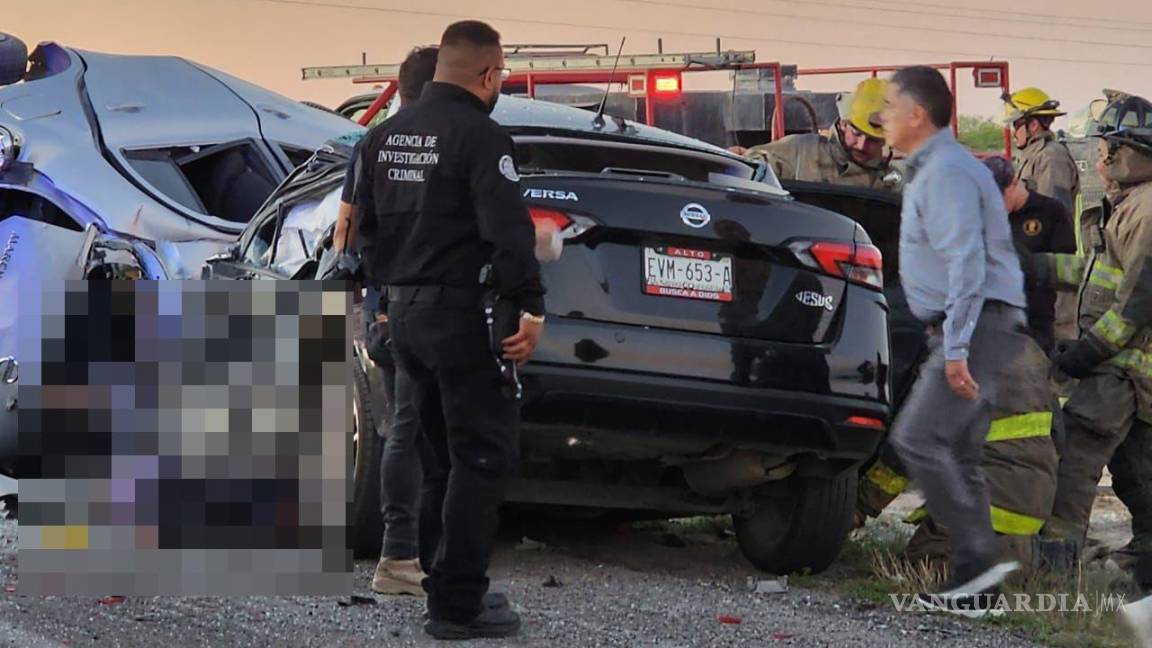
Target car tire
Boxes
[734,469,857,575]
[351,361,384,559]
[0,34,27,87]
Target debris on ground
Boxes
[717,614,742,625]
[749,577,789,594]
[97,596,126,606]
[542,575,563,588]
[516,537,547,551]
[337,595,377,607]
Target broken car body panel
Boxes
[0,42,362,261]
[0,39,363,478]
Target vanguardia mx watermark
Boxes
[890,592,1129,613]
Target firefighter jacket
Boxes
[1015,130,1081,215]
[744,125,901,191]
[859,339,1058,538]
[1041,145,1152,423]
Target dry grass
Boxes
[869,549,948,593]
[858,542,1135,648]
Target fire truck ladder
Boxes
[301,45,758,82]
[302,44,780,135]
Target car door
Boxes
[200,208,292,281]
[783,181,926,410]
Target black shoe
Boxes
[1034,537,1081,572]
[914,561,1019,620]
[424,605,521,640]
[422,592,510,621]
[943,560,1019,596]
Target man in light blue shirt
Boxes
[880,66,1032,614]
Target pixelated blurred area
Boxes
[15,281,352,595]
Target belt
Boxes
[387,285,485,308]
[982,299,1021,314]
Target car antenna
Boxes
[592,37,626,131]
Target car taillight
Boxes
[530,208,571,232]
[844,415,886,431]
[790,240,884,290]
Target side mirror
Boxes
[204,243,240,265]
[201,243,241,279]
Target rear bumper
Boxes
[519,363,888,463]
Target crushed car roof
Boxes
[0,43,359,242]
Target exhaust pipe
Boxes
[677,449,796,496]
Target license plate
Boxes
[643,246,733,302]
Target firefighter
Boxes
[1002,87,1081,214]
[1003,88,1081,347]
[732,78,901,190]
[857,338,1058,568]
[1031,127,1152,588]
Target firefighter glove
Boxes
[1054,335,1111,379]
[1021,253,1051,290]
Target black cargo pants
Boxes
[386,286,520,624]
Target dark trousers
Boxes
[365,285,422,560]
[889,302,1030,580]
[1049,370,1152,552]
[387,296,519,624]
[377,359,421,559]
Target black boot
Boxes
[915,560,1019,619]
[1033,536,1082,572]
[422,591,509,621]
[424,605,521,640]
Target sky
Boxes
[8,0,1152,126]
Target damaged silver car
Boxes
[0,33,362,495]
[0,33,360,275]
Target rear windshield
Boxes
[514,137,753,184]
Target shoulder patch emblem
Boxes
[1023,218,1043,236]
[498,155,520,182]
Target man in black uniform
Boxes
[331,46,440,597]
[355,21,544,640]
[983,156,1077,353]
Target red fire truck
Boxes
[303,43,1012,157]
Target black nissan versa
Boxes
[204,95,920,575]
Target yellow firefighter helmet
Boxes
[839,78,888,139]
[1002,87,1066,125]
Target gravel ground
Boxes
[0,514,1049,648]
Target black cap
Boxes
[982,155,1016,192]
